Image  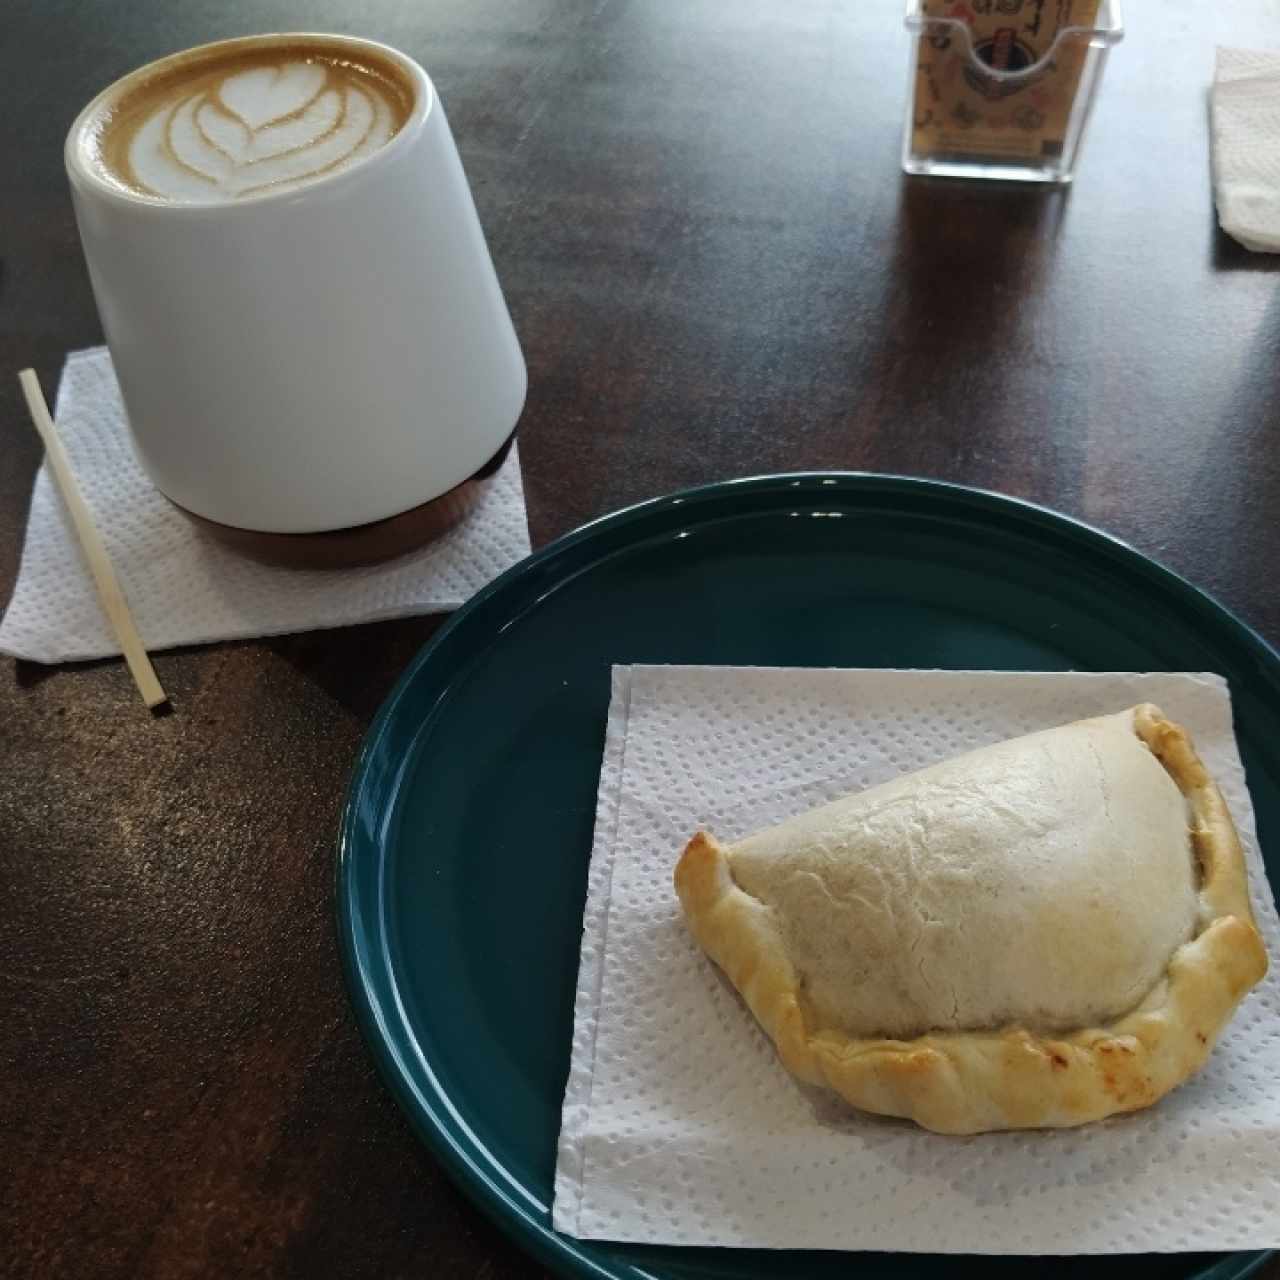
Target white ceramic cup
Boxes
[65,33,526,538]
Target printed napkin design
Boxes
[1212,47,1280,253]
[555,667,1280,1253]
[0,348,531,662]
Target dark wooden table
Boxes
[3,1,1278,1276]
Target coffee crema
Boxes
[81,40,414,202]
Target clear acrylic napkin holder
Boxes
[903,0,1123,183]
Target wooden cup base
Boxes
[168,431,516,570]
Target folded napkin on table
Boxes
[1212,47,1280,252]
[0,348,531,663]
[555,665,1280,1253]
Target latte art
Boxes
[85,42,413,203]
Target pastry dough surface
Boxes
[730,711,1198,1039]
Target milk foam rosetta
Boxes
[92,46,412,201]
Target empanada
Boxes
[675,704,1268,1133]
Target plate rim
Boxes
[335,471,1278,1280]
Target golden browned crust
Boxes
[673,703,1269,1134]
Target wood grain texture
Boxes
[2,1,1278,1276]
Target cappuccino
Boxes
[65,33,526,559]
[77,37,414,203]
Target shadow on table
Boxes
[12,653,175,721]
[851,176,1074,477]
[888,175,1072,324]
[13,657,59,689]
[1211,223,1280,272]
[10,610,449,726]
[263,613,451,724]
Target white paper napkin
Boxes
[1211,47,1280,253]
[555,666,1280,1254]
[0,348,531,663]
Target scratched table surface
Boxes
[3,1,1279,1276]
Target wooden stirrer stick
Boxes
[17,368,168,710]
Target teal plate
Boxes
[337,474,1279,1280]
